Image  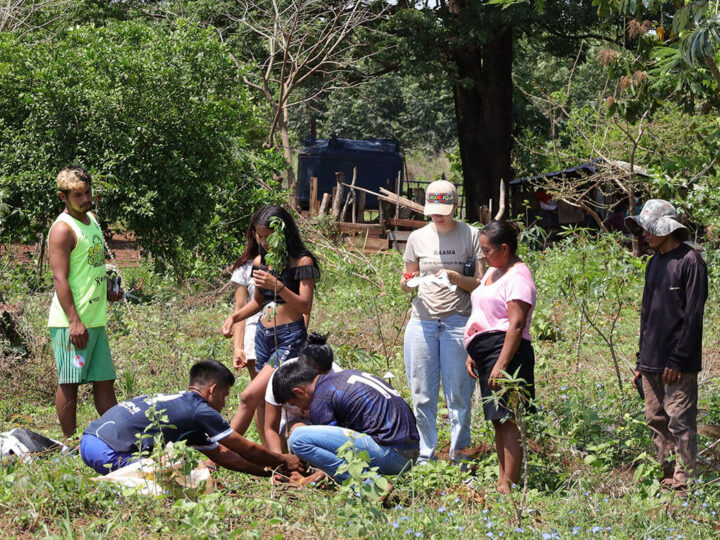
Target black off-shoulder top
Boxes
[253,263,319,306]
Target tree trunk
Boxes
[451,24,513,222]
[278,105,298,209]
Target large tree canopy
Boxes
[0,19,284,276]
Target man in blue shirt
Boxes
[80,359,303,476]
[272,364,419,483]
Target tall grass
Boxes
[1,231,719,537]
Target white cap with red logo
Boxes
[424,180,458,216]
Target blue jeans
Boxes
[288,425,415,482]
[80,434,135,475]
[254,319,307,372]
[404,313,475,462]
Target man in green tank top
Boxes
[48,165,123,438]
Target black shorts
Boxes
[466,331,535,421]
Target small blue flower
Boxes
[486,533,494,538]
[486,521,494,528]
[458,527,464,532]
[560,386,568,391]
[400,516,409,522]
[483,509,489,514]
[405,529,413,535]
[392,522,399,529]
[702,503,708,508]
[448,511,453,517]
[572,526,580,535]
[542,533,553,540]
[438,506,446,513]
[441,491,446,496]
[603,498,608,502]
[454,497,460,503]
[415,533,422,538]
[592,526,602,533]
[396,504,404,510]
[514,528,524,533]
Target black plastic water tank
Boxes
[297,136,404,209]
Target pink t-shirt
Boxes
[463,262,536,348]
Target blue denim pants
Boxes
[403,313,475,462]
[288,425,415,482]
[254,319,307,372]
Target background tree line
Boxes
[1,0,718,278]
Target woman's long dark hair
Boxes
[232,205,319,271]
[232,207,263,270]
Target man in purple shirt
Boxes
[626,199,708,491]
[272,363,419,484]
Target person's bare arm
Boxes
[48,222,88,349]
[200,445,270,476]
[264,403,285,454]
[488,300,531,390]
[222,288,263,338]
[400,261,419,292]
[217,431,303,472]
[252,255,315,316]
[232,284,249,370]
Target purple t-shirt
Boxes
[309,370,419,447]
[464,262,536,347]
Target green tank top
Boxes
[47,212,107,328]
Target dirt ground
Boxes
[3,232,143,268]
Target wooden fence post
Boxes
[309,177,318,216]
[318,193,331,215]
[331,172,345,220]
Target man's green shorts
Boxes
[50,327,116,384]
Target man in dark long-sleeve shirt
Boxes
[626,199,708,491]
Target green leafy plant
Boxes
[332,440,390,537]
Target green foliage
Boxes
[309,70,457,152]
[0,20,284,276]
[2,233,720,536]
[264,216,287,274]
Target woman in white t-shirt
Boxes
[229,224,265,443]
[400,180,483,464]
[264,333,341,454]
[464,220,536,494]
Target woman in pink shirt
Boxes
[464,221,536,493]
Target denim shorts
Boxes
[254,319,307,372]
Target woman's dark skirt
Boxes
[466,331,535,421]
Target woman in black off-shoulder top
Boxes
[221,205,319,437]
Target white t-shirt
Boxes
[265,358,343,426]
[231,262,261,359]
[403,221,482,319]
